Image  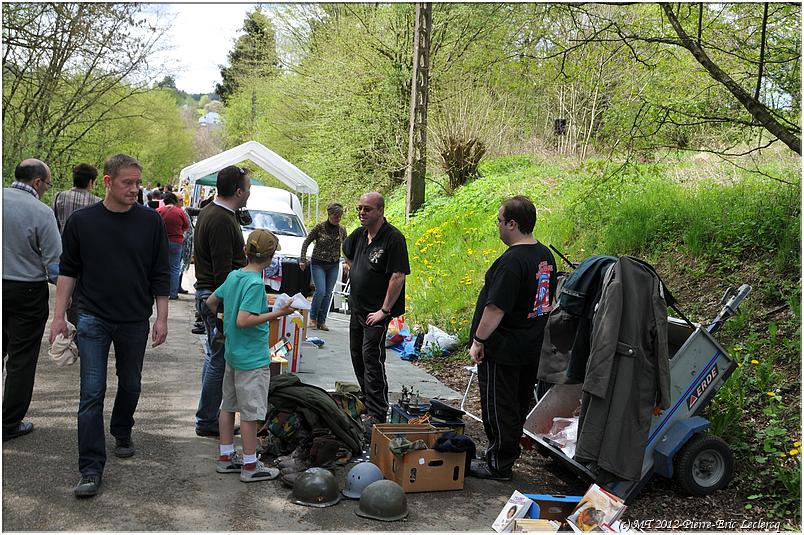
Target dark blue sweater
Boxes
[59,202,170,322]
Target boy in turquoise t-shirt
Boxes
[205,229,294,483]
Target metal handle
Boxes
[724,284,752,315]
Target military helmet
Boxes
[342,462,384,499]
[291,468,341,508]
[355,480,408,522]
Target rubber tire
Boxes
[673,433,734,496]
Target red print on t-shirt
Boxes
[528,261,553,318]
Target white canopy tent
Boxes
[179,140,320,221]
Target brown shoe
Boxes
[309,321,318,330]
[318,323,329,331]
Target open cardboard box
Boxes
[369,423,465,493]
[525,494,582,531]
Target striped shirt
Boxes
[52,187,102,233]
[10,181,38,199]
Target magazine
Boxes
[566,484,627,533]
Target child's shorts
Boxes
[221,364,270,422]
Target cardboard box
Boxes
[525,494,582,521]
[269,311,305,373]
[389,403,466,434]
[369,424,465,493]
[492,491,534,533]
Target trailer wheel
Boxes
[673,433,733,496]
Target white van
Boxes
[242,185,308,260]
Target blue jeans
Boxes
[168,242,183,298]
[195,288,225,431]
[310,262,339,326]
[76,313,150,476]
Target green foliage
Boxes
[216,8,281,103]
[385,154,799,523]
[2,4,196,195]
[536,159,801,276]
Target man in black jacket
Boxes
[50,154,170,498]
[192,166,250,437]
[468,196,556,480]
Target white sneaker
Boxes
[216,451,243,473]
[240,460,280,483]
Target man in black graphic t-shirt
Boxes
[468,195,557,480]
[342,192,410,426]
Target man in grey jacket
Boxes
[2,158,62,440]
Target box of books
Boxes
[512,519,561,532]
[566,484,627,533]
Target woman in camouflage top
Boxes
[299,203,347,330]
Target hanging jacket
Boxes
[574,256,671,481]
[537,255,617,384]
[268,374,364,454]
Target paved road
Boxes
[2,286,527,531]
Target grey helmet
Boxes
[342,462,384,499]
[291,468,341,508]
[355,480,408,522]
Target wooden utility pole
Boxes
[405,2,432,220]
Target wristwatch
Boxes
[473,334,488,344]
[381,308,391,315]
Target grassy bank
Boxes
[377,154,801,523]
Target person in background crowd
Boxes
[199,188,216,208]
[3,158,62,441]
[176,196,191,295]
[467,195,556,481]
[299,203,347,331]
[52,163,102,327]
[157,192,190,300]
[150,189,165,209]
[192,167,250,437]
[50,153,170,498]
[342,192,410,427]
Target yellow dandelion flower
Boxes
[767,392,776,397]
[795,441,801,448]
[751,359,759,365]
[790,449,799,456]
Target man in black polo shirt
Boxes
[467,195,556,480]
[342,192,410,426]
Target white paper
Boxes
[290,292,311,310]
[273,293,291,309]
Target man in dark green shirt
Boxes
[192,166,250,437]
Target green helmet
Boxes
[355,480,408,522]
[291,468,341,508]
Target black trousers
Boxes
[477,358,539,474]
[349,312,390,421]
[2,280,49,431]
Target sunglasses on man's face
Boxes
[356,205,376,213]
